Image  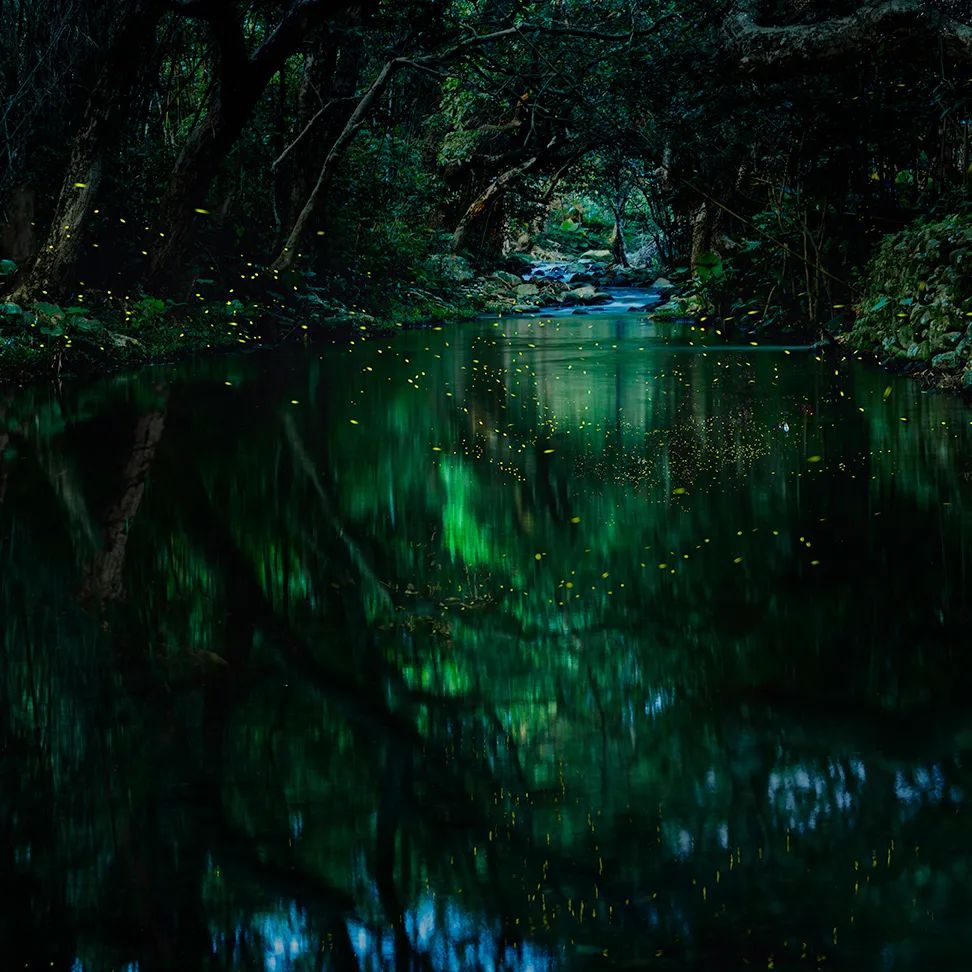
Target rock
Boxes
[906,341,930,360]
[652,277,677,292]
[932,350,963,371]
[567,285,612,304]
[490,270,521,288]
[580,249,612,261]
[502,252,536,274]
[515,283,540,297]
[568,285,597,300]
[426,253,474,283]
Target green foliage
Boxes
[849,213,972,376]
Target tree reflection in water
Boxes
[1,316,972,969]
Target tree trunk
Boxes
[690,201,721,271]
[81,405,167,603]
[8,2,163,304]
[273,57,402,271]
[281,28,364,238]
[148,0,345,287]
[610,213,628,267]
[147,77,265,288]
[450,157,538,257]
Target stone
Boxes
[490,270,520,288]
[568,285,597,301]
[932,350,963,371]
[426,253,474,283]
[652,277,677,291]
[515,283,539,297]
[580,249,612,261]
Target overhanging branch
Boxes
[727,0,972,72]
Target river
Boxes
[1,311,971,969]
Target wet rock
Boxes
[580,249,612,261]
[932,350,963,371]
[651,277,677,292]
[515,283,540,297]
[567,285,611,304]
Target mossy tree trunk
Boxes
[9,1,163,304]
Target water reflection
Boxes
[1,315,972,969]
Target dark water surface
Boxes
[2,314,972,970]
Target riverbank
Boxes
[0,283,484,386]
[0,247,658,385]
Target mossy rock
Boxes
[932,350,963,371]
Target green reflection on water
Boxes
[1,314,972,970]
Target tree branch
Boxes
[727,0,972,72]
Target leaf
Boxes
[0,302,22,316]
[883,385,893,399]
[0,259,16,276]
[870,297,890,312]
[33,301,64,319]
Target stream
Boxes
[2,310,972,969]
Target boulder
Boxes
[515,283,540,297]
[652,277,677,292]
[426,253,474,283]
[932,350,963,371]
[567,285,612,305]
[580,249,612,261]
[490,270,521,288]
[568,285,598,301]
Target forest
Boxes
[3,2,972,971]
[2,0,972,383]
